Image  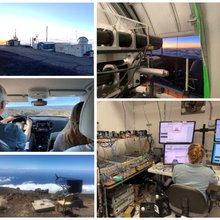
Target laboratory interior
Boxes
[97,101,220,218]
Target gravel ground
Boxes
[0,45,93,76]
[0,187,94,217]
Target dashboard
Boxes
[31,116,69,133]
[30,116,69,151]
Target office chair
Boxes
[168,184,217,217]
[57,194,74,216]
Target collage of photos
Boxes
[0,1,220,219]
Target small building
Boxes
[55,43,69,53]
[6,39,20,46]
[32,43,39,49]
[38,42,55,51]
[64,37,92,57]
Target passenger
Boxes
[172,143,219,200]
[0,84,33,151]
[53,101,93,151]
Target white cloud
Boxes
[2,183,62,193]
[0,177,12,183]
[21,168,39,170]
[82,185,94,194]
[47,97,57,102]
[1,183,94,194]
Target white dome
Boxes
[77,37,88,44]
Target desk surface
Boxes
[148,162,220,186]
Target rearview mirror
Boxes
[31,100,47,106]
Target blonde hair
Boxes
[0,85,7,104]
[61,101,92,150]
[188,143,205,164]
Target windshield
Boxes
[5,97,81,117]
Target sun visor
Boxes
[7,95,29,102]
[28,88,49,99]
[49,90,87,97]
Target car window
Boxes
[5,97,81,117]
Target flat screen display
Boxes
[164,144,190,165]
[159,121,195,144]
[211,143,220,165]
[214,119,220,142]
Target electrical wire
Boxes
[168,102,173,121]
[98,64,139,75]
[157,101,162,121]
[114,46,147,98]
[121,101,127,131]
[121,101,130,156]
[101,48,145,98]
[142,102,151,133]
[209,101,213,120]
[164,102,166,121]
[101,64,136,98]
[125,137,137,152]
[133,102,135,131]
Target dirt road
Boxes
[0,45,93,76]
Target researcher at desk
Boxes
[172,143,219,199]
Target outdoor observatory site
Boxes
[0,155,94,217]
[0,3,94,76]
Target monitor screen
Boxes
[214,119,220,142]
[211,143,220,165]
[159,121,195,144]
[164,144,190,165]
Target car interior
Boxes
[0,78,94,152]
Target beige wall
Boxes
[97,101,220,161]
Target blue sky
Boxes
[6,97,81,107]
[0,3,94,46]
[0,155,94,172]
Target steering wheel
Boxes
[12,116,27,132]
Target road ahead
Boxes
[0,45,93,76]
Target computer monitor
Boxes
[211,143,220,165]
[159,121,195,144]
[164,144,190,165]
[214,119,220,142]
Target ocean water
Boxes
[0,170,94,194]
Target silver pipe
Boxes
[137,67,169,77]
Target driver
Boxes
[0,85,32,151]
